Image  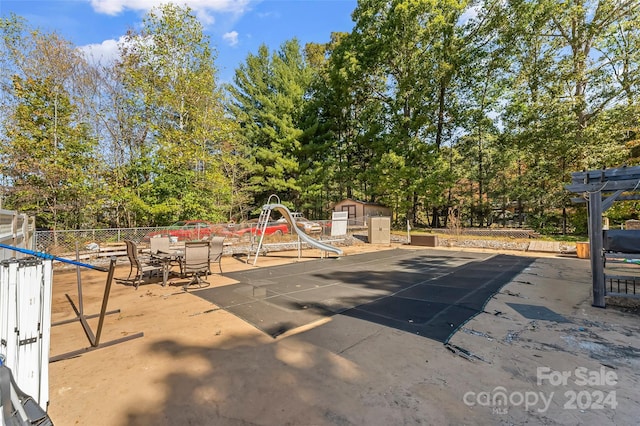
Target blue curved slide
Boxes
[263,204,343,256]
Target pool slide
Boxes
[262,203,343,256]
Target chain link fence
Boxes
[33,217,537,265]
[433,228,538,239]
[35,227,159,254]
[34,220,538,253]
[34,218,359,258]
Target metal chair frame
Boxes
[182,241,211,290]
[209,236,225,275]
[124,240,163,289]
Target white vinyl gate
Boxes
[0,209,34,261]
[0,258,52,411]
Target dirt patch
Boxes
[606,296,640,315]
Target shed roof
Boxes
[337,198,388,207]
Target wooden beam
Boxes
[565,178,640,193]
[603,190,625,212]
[571,165,640,182]
[572,194,640,203]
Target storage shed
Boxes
[333,199,391,226]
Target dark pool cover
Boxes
[193,249,534,342]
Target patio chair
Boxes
[182,241,211,290]
[124,240,163,290]
[149,236,170,254]
[210,236,225,274]
[149,235,183,275]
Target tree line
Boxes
[1,1,639,233]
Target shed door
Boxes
[341,204,356,219]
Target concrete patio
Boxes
[46,243,640,425]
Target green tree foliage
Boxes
[0,16,98,229]
[343,0,497,225]
[300,33,385,216]
[1,75,98,230]
[226,39,313,208]
[3,1,640,233]
[443,1,509,227]
[499,0,640,232]
[311,33,382,203]
[116,4,236,224]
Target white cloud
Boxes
[78,37,122,65]
[222,31,239,46]
[458,4,481,26]
[257,11,279,19]
[90,0,253,17]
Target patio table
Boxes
[151,249,184,286]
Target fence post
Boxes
[29,216,36,250]
[11,211,17,247]
[20,213,28,249]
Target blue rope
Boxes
[0,243,108,272]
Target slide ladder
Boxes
[251,195,279,265]
[250,196,343,266]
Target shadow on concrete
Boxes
[193,249,534,342]
[122,325,446,425]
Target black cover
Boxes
[603,230,640,253]
[193,249,534,343]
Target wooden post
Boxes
[588,191,605,308]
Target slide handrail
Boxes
[263,204,343,256]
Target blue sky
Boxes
[0,0,358,83]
